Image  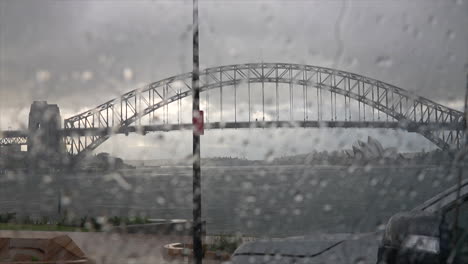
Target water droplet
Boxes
[323,204,332,212]
[123,67,134,81]
[81,71,93,82]
[354,257,367,264]
[377,224,386,231]
[428,15,437,26]
[446,30,455,40]
[345,57,358,67]
[218,137,225,144]
[157,196,166,205]
[36,70,51,82]
[254,208,261,215]
[264,149,274,162]
[228,47,238,58]
[402,24,411,33]
[319,180,328,188]
[375,56,393,68]
[417,172,425,181]
[97,216,107,224]
[61,196,71,206]
[242,181,253,189]
[42,175,52,184]
[375,14,383,24]
[347,165,357,173]
[112,173,132,190]
[246,196,256,203]
[364,164,373,172]
[294,194,304,203]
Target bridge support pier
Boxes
[27,101,65,171]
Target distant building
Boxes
[351,136,399,160]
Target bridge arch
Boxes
[64,63,464,156]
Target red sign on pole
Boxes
[193,110,204,135]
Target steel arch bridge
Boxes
[64,62,464,157]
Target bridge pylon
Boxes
[27,101,65,170]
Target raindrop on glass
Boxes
[294,194,304,203]
[123,67,134,81]
[36,70,51,82]
[375,56,393,68]
[446,30,455,40]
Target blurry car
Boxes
[230,232,381,264]
[230,179,468,264]
[377,178,468,264]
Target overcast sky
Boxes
[0,0,467,160]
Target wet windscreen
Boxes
[0,1,467,263]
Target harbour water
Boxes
[0,164,459,237]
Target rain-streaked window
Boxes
[0,1,467,263]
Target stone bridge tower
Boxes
[27,101,65,170]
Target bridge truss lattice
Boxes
[64,63,464,156]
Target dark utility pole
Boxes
[192,0,203,263]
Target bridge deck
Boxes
[1,121,462,143]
